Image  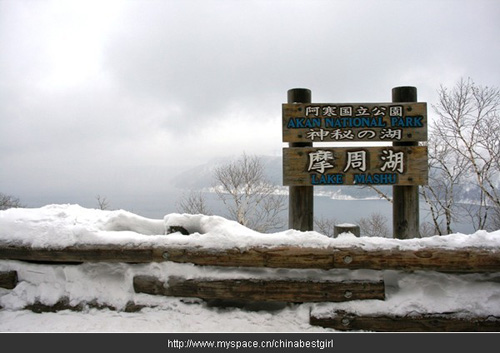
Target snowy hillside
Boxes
[172,154,500,203]
[1,204,500,332]
[171,155,391,200]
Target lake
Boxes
[22,190,474,236]
[170,191,475,236]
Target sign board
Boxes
[283,103,427,143]
[283,146,428,186]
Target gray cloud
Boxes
[1,0,499,212]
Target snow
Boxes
[1,204,500,332]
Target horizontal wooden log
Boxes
[133,275,385,302]
[0,270,18,289]
[23,298,147,313]
[1,244,499,272]
[0,244,157,263]
[162,246,500,273]
[310,310,500,332]
[163,246,337,269]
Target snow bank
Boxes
[1,204,500,251]
[0,257,320,332]
[0,260,379,312]
[312,270,500,319]
[1,204,500,332]
[0,204,165,248]
[1,259,499,332]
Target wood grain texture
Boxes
[133,275,385,302]
[1,244,499,272]
[24,298,147,313]
[283,102,427,143]
[310,310,500,332]
[283,146,428,186]
[287,88,314,231]
[0,244,157,263]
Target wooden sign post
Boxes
[287,88,314,231]
[392,86,421,239]
[283,87,427,238]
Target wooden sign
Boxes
[283,146,428,186]
[283,103,427,143]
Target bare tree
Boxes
[314,216,339,238]
[430,78,500,231]
[0,192,24,210]
[364,185,392,203]
[213,153,286,232]
[490,206,500,231]
[96,195,110,210]
[357,213,390,237]
[176,191,212,215]
[419,221,438,238]
[420,134,468,234]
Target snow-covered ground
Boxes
[1,204,500,332]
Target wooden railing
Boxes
[1,244,499,272]
[1,243,500,332]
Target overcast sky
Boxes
[1,0,499,211]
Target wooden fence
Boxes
[1,243,500,332]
